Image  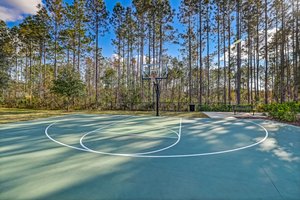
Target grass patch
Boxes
[160,111,208,118]
[0,108,68,124]
[0,108,208,124]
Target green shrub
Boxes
[256,104,266,112]
[266,102,299,122]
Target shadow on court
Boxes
[0,114,299,200]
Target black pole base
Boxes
[154,83,159,116]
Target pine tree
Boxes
[205,0,211,104]
[45,0,63,79]
[179,0,197,104]
[86,0,109,106]
[264,0,269,104]
[19,16,41,104]
[0,20,13,92]
[35,5,50,99]
[111,2,125,105]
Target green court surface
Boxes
[1,114,299,200]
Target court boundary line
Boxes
[45,116,268,158]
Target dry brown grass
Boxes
[0,108,68,124]
[0,108,208,124]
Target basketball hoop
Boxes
[141,63,168,117]
[141,64,167,80]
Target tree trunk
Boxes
[280,0,285,103]
[43,39,46,100]
[206,3,210,104]
[148,24,151,102]
[73,34,76,70]
[264,0,268,104]
[39,40,43,99]
[256,17,259,102]
[236,0,241,105]
[223,7,227,104]
[140,16,144,100]
[117,35,121,105]
[95,16,99,106]
[77,29,81,72]
[199,0,203,105]
[54,21,58,79]
[29,40,32,105]
[188,15,192,104]
[294,0,299,101]
[227,9,231,105]
[275,6,279,103]
[247,21,251,104]
[217,3,220,103]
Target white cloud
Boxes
[0,0,42,22]
[111,54,152,64]
[219,27,278,64]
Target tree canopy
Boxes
[0,0,299,110]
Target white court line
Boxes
[45,117,268,158]
[88,133,178,139]
[131,120,268,158]
[45,115,181,155]
[45,115,133,152]
[79,118,182,155]
[179,118,182,137]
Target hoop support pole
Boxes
[155,82,159,116]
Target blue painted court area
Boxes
[1,114,300,200]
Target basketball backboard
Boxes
[141,64,168,80]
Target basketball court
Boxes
[1,114,299,199]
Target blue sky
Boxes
[90,0,183,58]
[2,0,183,58]
[100,0,181,57]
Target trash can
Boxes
[189,104,195,112]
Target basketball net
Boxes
[150,74,157,84]
[150,69,158,84]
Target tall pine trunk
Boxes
[236,0,241,105]
[223,8,227,104]
[280,0,285,103]
[188,15,192,104]
[140,16,144,100]
[227,9,231,104]
[95,16,99,106]
[54,21,58,79]
[256,17,259,102]
[264,0,268,104]
[199,0,203,105]
[217,4,220,103]
[206,3,210,104]
[294,0,299,101]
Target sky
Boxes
[0,0,183,58]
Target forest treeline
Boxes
[0,0,299,110]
